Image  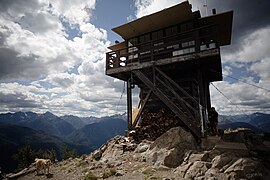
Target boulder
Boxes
[145,127,198,168]
[224,158,265,179]
[135,144,150,153]
[92,149,102,160]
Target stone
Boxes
[186,152,207,163]
[205,168,227,180]
[115,170,125,176]
[211,153,235,169]
[224,158,265,179]
[135,144,150,153]
[174,162,193,178]
[146,127,198,168]
[92,150,102,160]
[185,161,211,178]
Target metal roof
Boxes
[111,1,233,46]
[199,11,233,46]
[112,1,194,40]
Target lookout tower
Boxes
[106,1,233,139]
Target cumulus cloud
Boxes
[223,26,270,63]
[1,0,270,116]
[0,0,129,116]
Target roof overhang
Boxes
[112,1,194,40]
[199,11,233,46]
[108,41,126,51]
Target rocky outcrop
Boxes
[145,127,198,168]
[175,148,269,179]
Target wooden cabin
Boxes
[105,1,233,138]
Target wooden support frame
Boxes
[133,70,201,138]
[132,90,152,128]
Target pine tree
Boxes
[12,145,35,171]
[62,146,77,160]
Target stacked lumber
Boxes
[129,108,184,141]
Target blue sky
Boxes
[0,0,270,116]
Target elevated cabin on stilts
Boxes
[105,1,233,139]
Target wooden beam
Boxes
[132,90,152,128]
[127,79,132,130]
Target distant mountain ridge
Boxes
[67,118,127,149]
[220,112,270,133]
[0,111,127,173]
[0,111,75,137]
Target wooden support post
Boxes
[197,64,207,137]
[127,78,133,130]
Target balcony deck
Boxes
[106,25,221,81]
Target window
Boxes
[139,34,150,43]
[182,40,195,48]
[173,47,196,56]
[128,38,138,60]
[165,26,178,37]
[128,38,138,47]
[180,22,193,32]
[152,30,163,41]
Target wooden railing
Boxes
[106,25,219,71]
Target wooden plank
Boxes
[132,90,152,128]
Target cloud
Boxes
[134,0,181,18]
[1,0,270,116]
[222,26,270,64]
[210,80,270,115]
[0,0,131,116]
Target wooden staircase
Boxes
[132,67,202,138]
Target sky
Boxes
[0,0,270,117]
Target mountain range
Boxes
[219,112,270,133]
[0,111,269,173]
[0,111,127,173]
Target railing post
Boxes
[115,51,120,68]
[106,52,109,71]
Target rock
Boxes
[92,149,102,160]
[185,161,211,178]
[224,158,265,179]
[146,127,198,168]
[211,153,235,169]
[135,144,150,153]
[174,162,193,178]
[204,168,227,180]
[123,143,137,152]
[186,152,208,163]
[115,170,125,176]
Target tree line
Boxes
[12,145,77,172]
